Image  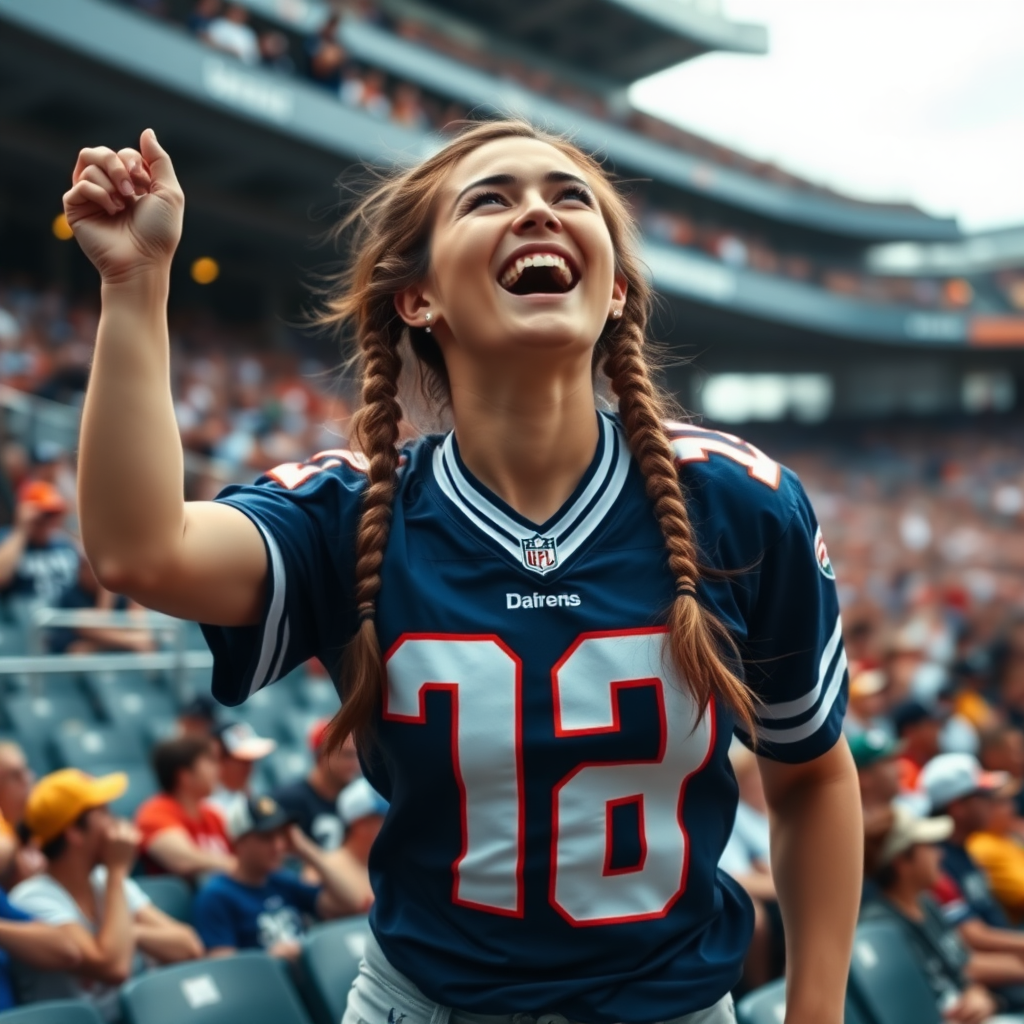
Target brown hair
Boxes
[317,119,755,750]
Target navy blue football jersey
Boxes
[202,412,847,1023]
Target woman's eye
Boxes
[465,191,506,211]
[557,186,594,206]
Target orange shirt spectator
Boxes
[135,736,235,879]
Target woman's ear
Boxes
[610,273,628,316]
[394,286,434,330]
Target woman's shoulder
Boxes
[663,420,808,548]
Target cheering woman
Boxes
[67,120,861,1024]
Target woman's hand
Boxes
[63,128,183,285]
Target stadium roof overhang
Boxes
[414,0,768,83]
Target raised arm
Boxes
[66,130,267,626]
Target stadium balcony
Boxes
[1,0,1021,356]
[0,0,959,243]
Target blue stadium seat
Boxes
[52,725,147,770]
[736,979,786,1024]
[296,916,370,1024]
[93,687,178,730]
[847,918,941,1024]
[297,679,340,718]
[134,875,194,924]
[738,981,870,1024]
[264,746,314,788]
[0,622,28,656]
[0,999,104,1023]
[281,709,323,748]
[0,730,53,777]
[119,950,313,1024]
[107,765,159,819]
[83,669,165,700]
[4,693,95,743]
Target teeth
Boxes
[499,253,575,290]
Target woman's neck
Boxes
[449,362,601,526]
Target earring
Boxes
[424,311,432,333]
[612,309,622,319]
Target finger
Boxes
[80,164,120,194]
[139,128,180,190]
[73,146,135,197]
[64,180,125,218]
[116,148,152,192]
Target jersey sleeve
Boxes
[0,891,33,924]
[200,452,366,707]
[736,472,848,764]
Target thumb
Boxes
[139,128,179,190]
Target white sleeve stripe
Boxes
[755,614,843,721]
[246,515,288,698]
[754,648,847,745]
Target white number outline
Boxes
[381,632,526,918]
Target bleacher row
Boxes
[0,619,341,820]
[0,909,950,1024]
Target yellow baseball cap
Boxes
[24,769,127,845]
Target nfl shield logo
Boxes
[521,535,558,575]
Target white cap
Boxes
[215,722,276,761]
[920,753,1011,811]
[338,778,388,827]
[879,803,954,866]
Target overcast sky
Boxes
[629,0,1024,232]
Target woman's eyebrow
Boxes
[452,171,591,208]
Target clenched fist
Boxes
[63,128,184,284]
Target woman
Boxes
[65,121,861,1024]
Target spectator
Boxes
[921,754,1024,981]
[391,83,429,130]
[0,743,44,888]
[10,770,202,1019]
[47,558,155,656]
[718,742,779,991]
[862,804,1014,1023]
[965,780,1024,925]
[203,3,259,65]
[208,721,276,818]
[850,730,901,884]
[193,794,367,959]
[359,69,391,118]
[259,31,295,74]
[0,482,79,609]
[176,694,220,737]
[893,700,946,792]
[339,65,366,107]
[0,889,82,1014]
[305,14,346,90]
[272,722,359,853]
[980,726,1024,818]
[135,736,235,879]
[319,776,388,911]
[186,0,220,35]
[843,665,889,737]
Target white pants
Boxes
[342,933,737,1024]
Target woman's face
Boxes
[407,137,626,374]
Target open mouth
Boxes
[498,252,580,295]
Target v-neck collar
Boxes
[431,412,631,577]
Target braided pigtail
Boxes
[325,327,403,751]
[604,319,757,736]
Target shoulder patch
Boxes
[814,525,836,580]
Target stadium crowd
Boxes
[3,271,1024,1018]
[111,0,1024,315]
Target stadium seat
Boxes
[83,668,165,700]
[736,978,786,1024]
[4,693,95,743]
[847,918,941,1024]
[264,746,314,787]
[281,708,322,748]
[52,724,147,771]
[93,686,178,729]
[119,950,313,1024]
[107,765,159,819]
[0,999,104,1024]
[0,622,28,656]
[135,875,195,924]
[296,916,370,1024]
[298,678,340,718]
[0,730,53,777]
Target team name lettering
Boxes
[506,592,582,609]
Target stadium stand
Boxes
[2,0,1024,1021]
[0,1002,105,1024]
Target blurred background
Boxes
[1,2,1024,1020]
